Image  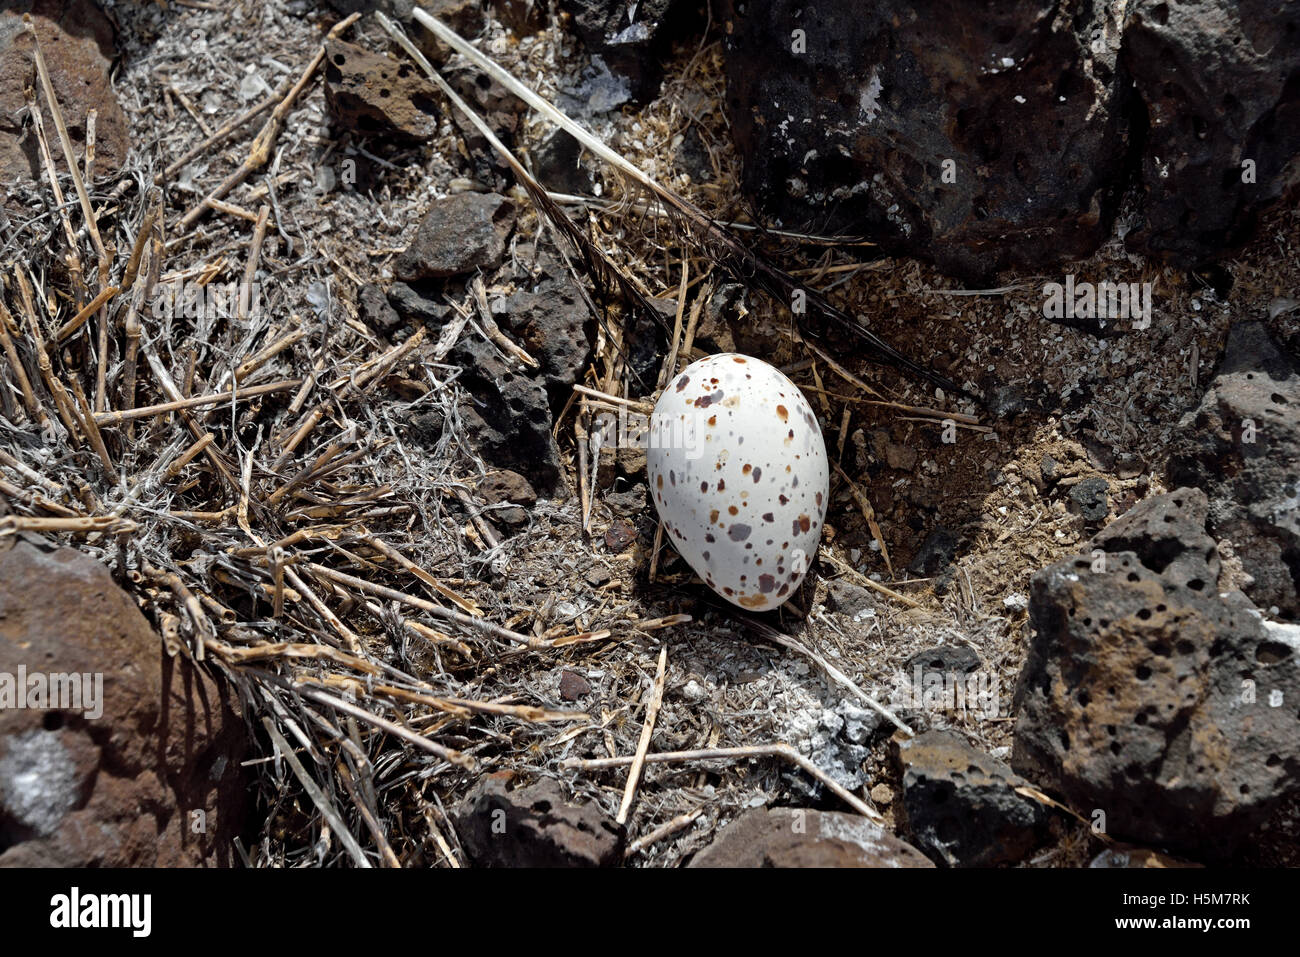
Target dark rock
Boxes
[491,255,594,405]
[477,469,537,507]
[453,775,624,866]
[675,124,713,182]
[558,670,591,701]
[1169,321,1300,617]
[323,39,440,145]
[990,384,1028,419]
[323,0,416,18]
[1122,0,1300,267]
[1090,487,1220,592]
[358,283,401,333]
[531,128,593,195]
[625,301,669,398]
[0,2,130,208]
[1011,490,1300,859]
[605,484,647,517]
[891,730,1051,867]
[387,281,452,327]
[450,334,564,495]
[903,644,983,681]
[0,539,249,867]
[413,0,490,63]
[825,579,873,618]
[444,64,527,180]
[689,807,934,868]
[395,193,516,282]
[719,0,1132,282]
[405,408,446,449]
[1039,454,1061,486]
[909,527,957,577]
[559,0,697,103]
[1068,476,1111,524]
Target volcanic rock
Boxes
[1122,0,1300,266]
[1168,321,1300,618]
[719,0,1132,281]
[892,730,1051,867]
[453,775,624,867]
[0,539,249,867]
[395,192,516,282]
[1012,489,1300,858]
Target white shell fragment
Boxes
[647,353,830,611]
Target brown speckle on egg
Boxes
[776,404,788,422]
[762,512,774,522]
[759,574,776,593]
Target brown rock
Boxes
[477,469,537,507]
[0,539,250,866]
[323,39,440,144]
[604,518,636,553]
[558,670,591,701]
[476,470,536,531]
[0,1,130,206]
[689,807,934,868]
[452,776,624,867]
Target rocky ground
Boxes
[0,0,1297,867]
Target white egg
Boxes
[647,353,829,611]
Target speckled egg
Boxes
[647,353,829,611]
